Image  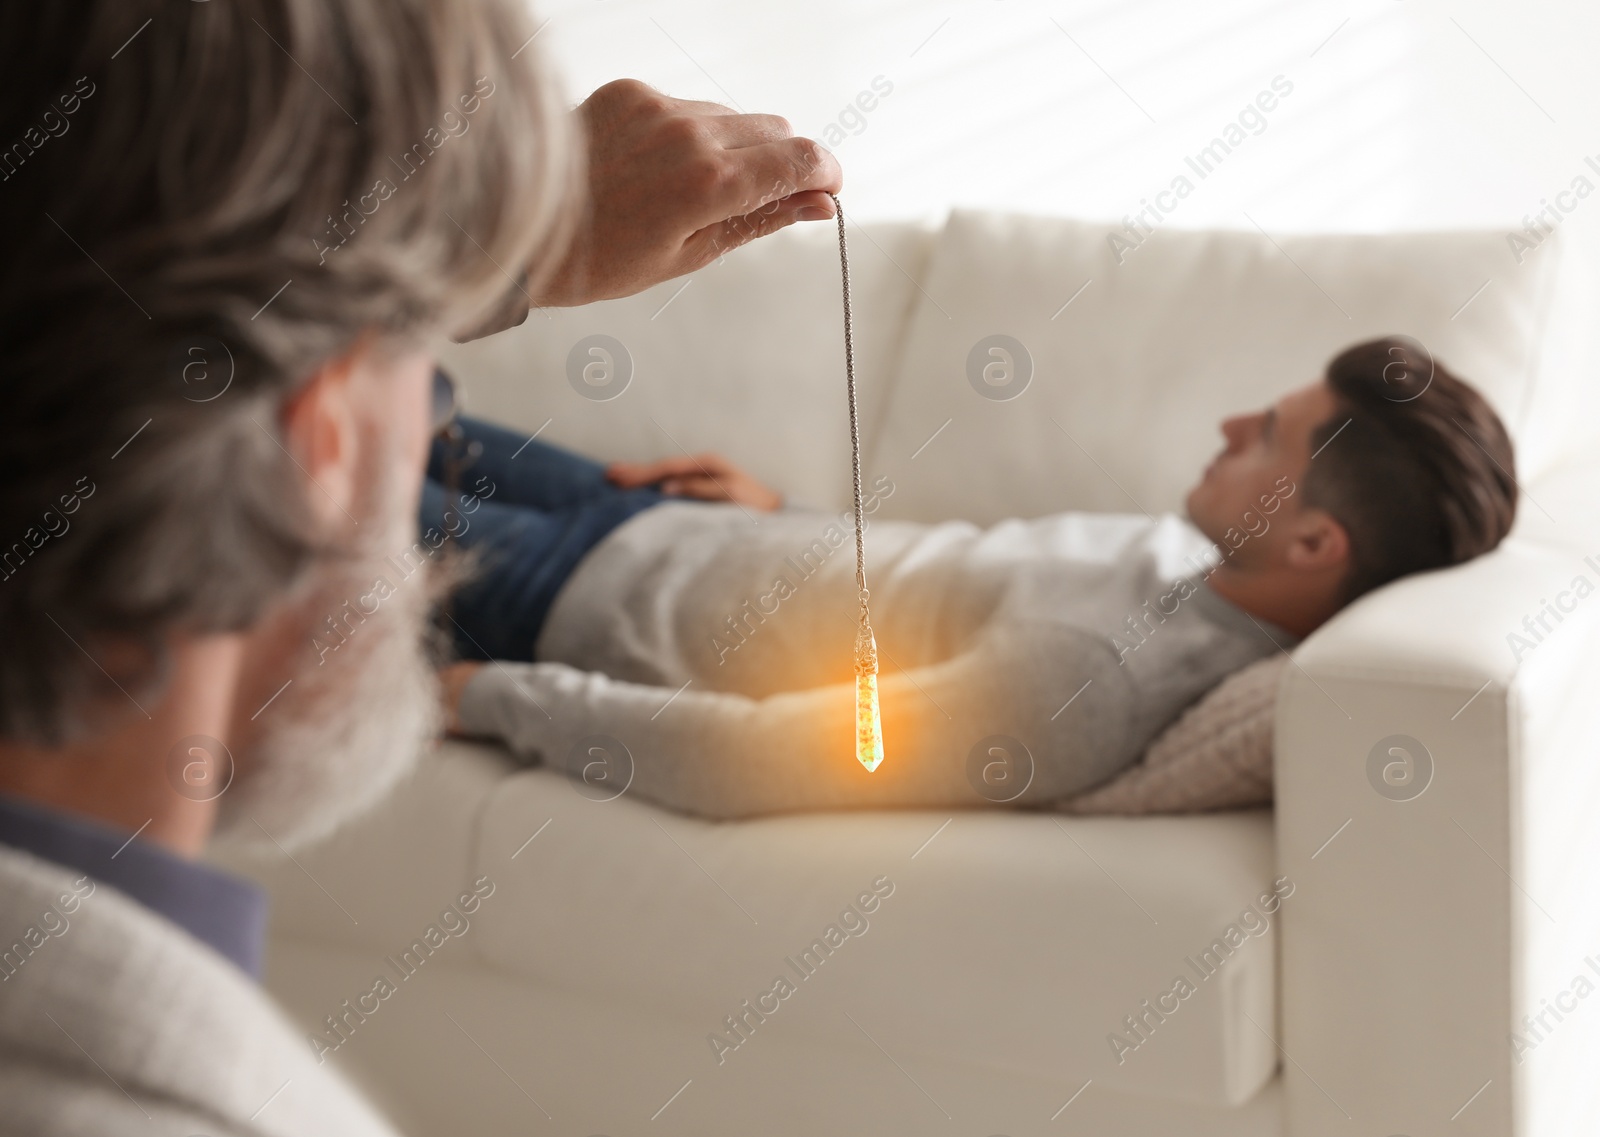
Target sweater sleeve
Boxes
[455,624,1138,819]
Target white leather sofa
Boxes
[215,209,1600,1136]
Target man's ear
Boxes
[1284,508,1351,574]
[280,344,364,532]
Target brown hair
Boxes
[0,0,580,743]
[1304,337,1518,605]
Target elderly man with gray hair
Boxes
[0,1,841,1130]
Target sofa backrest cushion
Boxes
[864,209,1570,527]
[438,220,935,512]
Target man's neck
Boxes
[1203,563,1340,641]
[0,634,243,857]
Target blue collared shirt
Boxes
[0,794,267,978]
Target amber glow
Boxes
[855,666,884,773]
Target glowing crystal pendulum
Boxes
[853,631,884,773]
[829,193,885,773]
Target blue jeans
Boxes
[421,412,666,662]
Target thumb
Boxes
[685,195,835,268]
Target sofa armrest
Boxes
[1274,532,1600,1136]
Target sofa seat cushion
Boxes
[470,758,1286,1106]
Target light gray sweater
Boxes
[458,503,1297,818]
[0,845,401,1136]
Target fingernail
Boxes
[798,205,833,221]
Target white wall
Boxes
[530,0,1600,251]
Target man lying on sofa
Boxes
[438,337,1517,817]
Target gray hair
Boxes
[0,0,580,743]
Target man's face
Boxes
[1184,378,1339,567]
[215,347,445,851]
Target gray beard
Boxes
[212,452,466,854]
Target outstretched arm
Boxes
[533,80,843,308]
[456,80,843,339]
[449,627,1134,819]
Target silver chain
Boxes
[829,193,877,673]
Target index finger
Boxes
[714,135,844,220]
